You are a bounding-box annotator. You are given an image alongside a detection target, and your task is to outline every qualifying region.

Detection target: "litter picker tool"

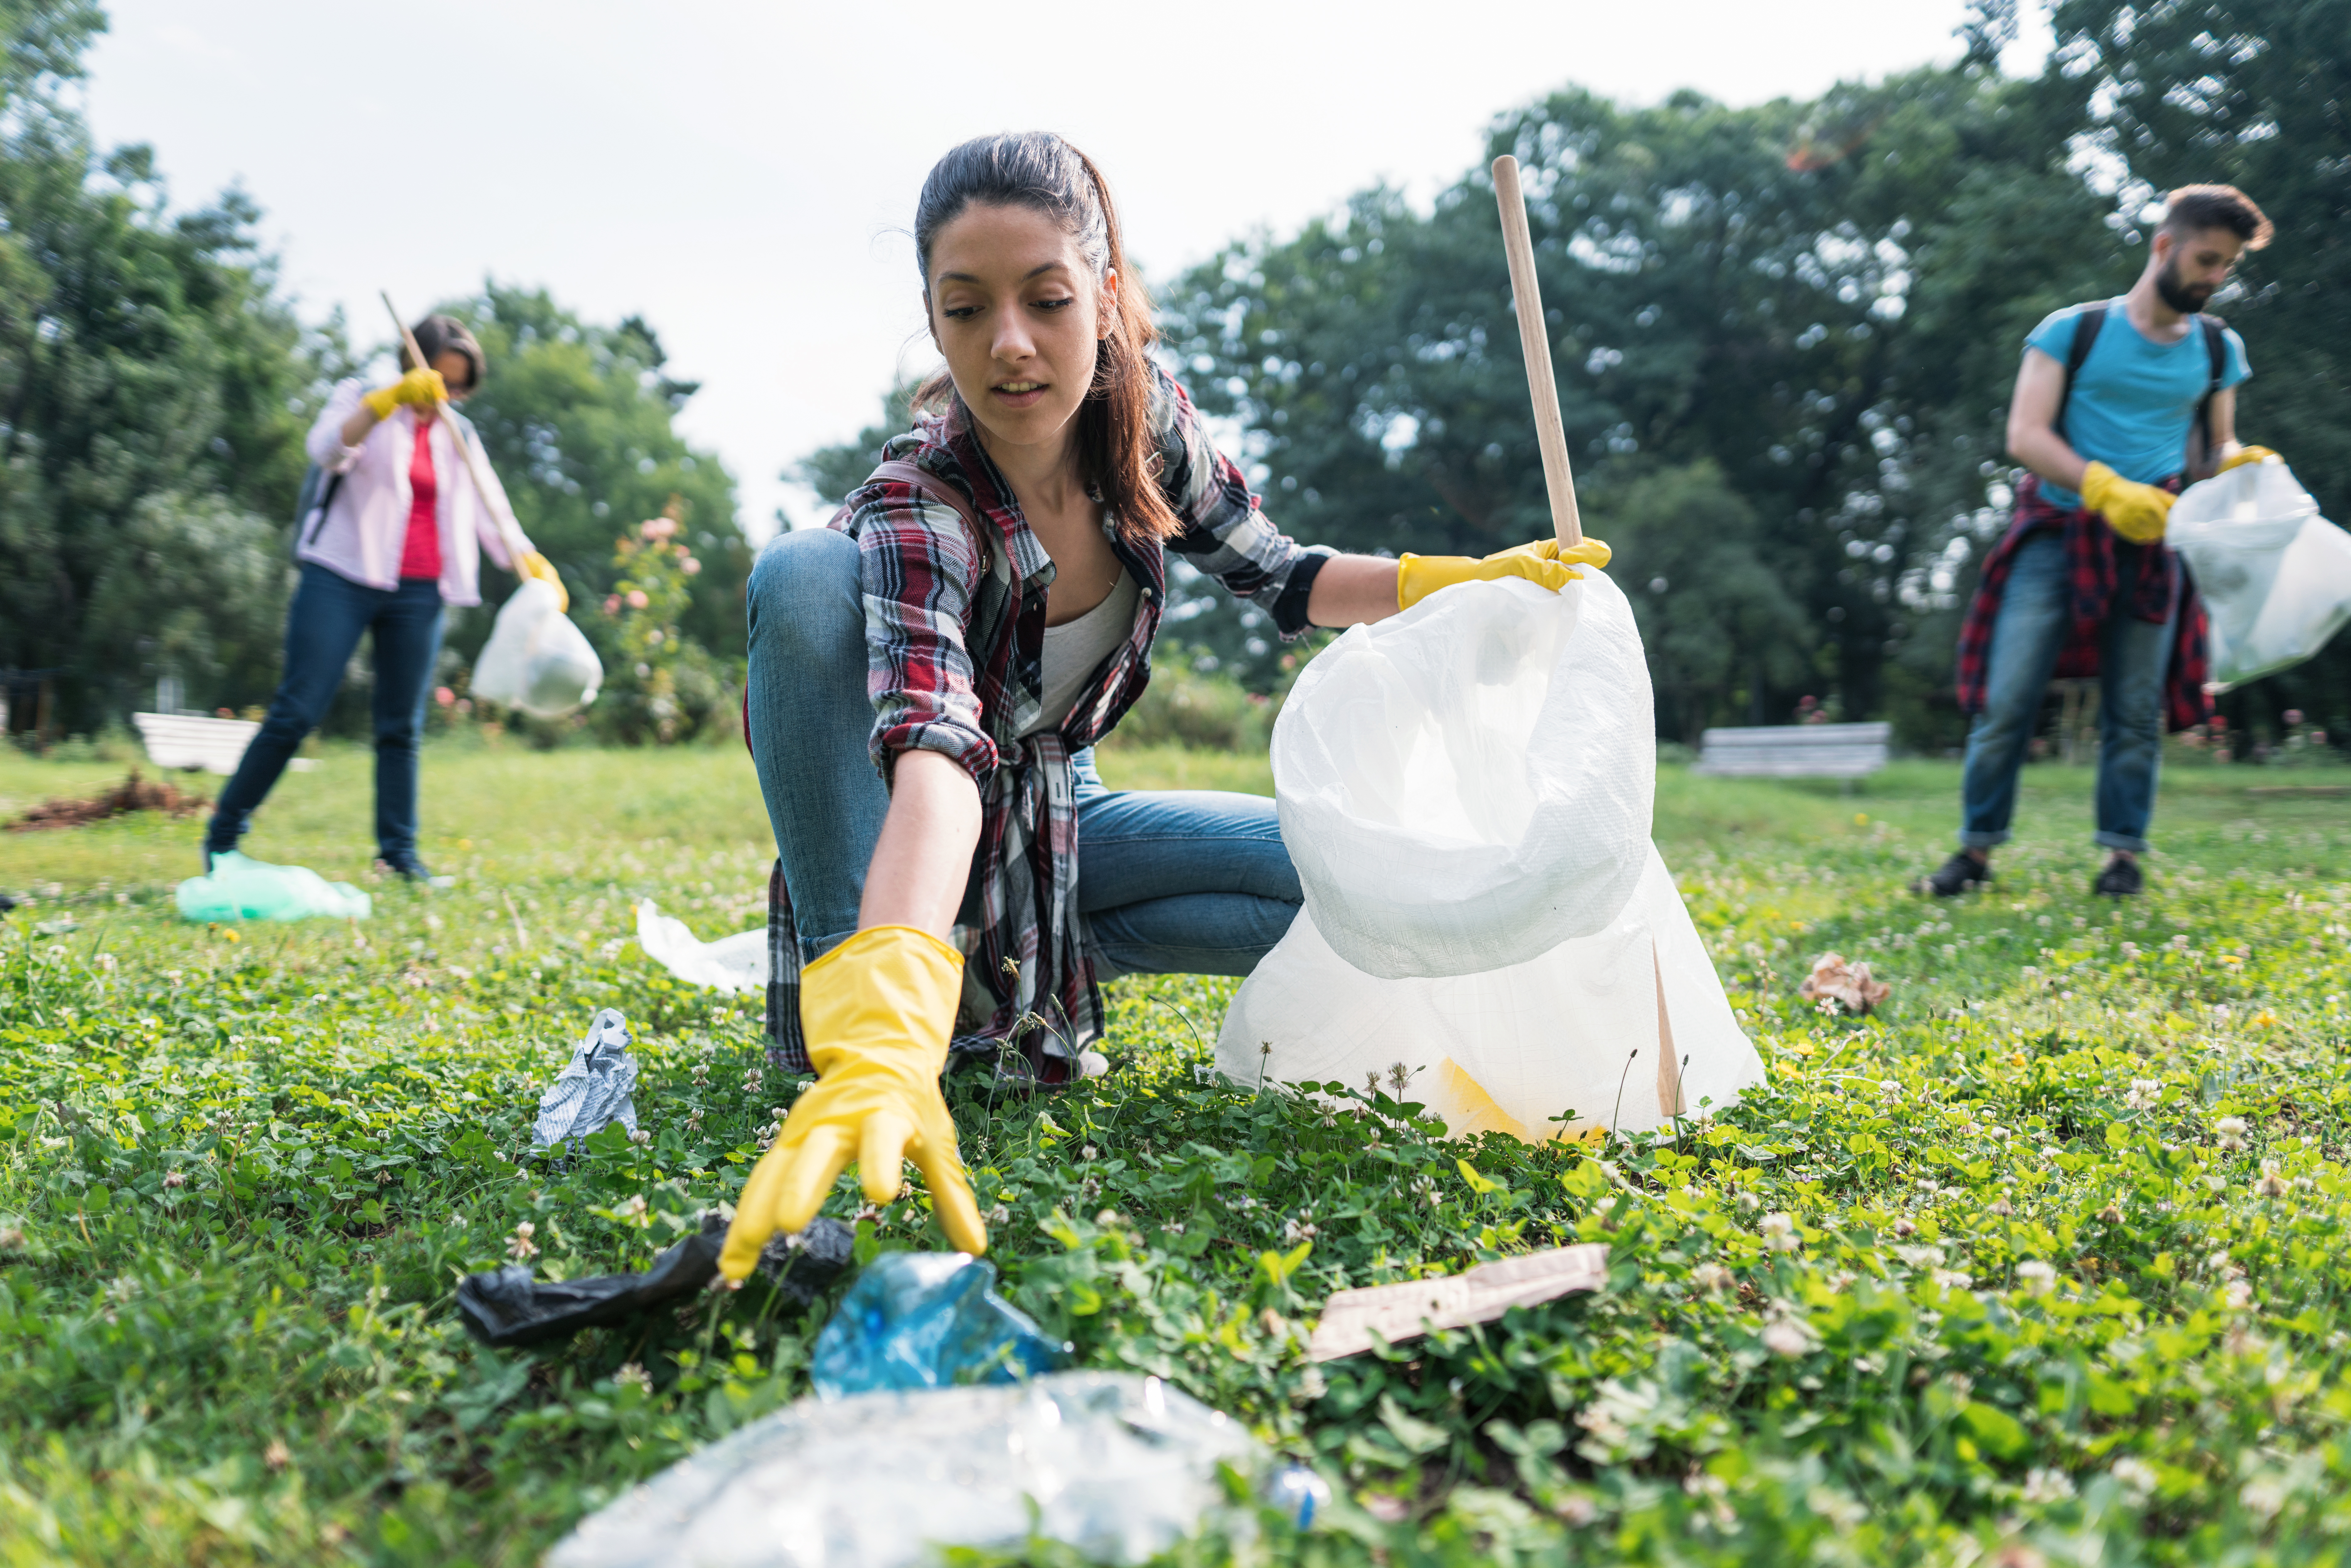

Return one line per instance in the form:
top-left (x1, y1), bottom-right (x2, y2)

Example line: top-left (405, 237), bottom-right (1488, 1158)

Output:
top-left (381, 291), bottom-right (532, 564)
top-left (1491, 154), bottom-right (1583, 547)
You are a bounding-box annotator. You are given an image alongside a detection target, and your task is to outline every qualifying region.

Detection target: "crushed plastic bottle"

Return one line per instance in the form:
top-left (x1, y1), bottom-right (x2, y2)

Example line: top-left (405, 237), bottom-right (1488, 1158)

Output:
top-left (810, 1250), bottom-right (1064, 1400)
top-left (546, 1371), bottom-right (1272, 1568)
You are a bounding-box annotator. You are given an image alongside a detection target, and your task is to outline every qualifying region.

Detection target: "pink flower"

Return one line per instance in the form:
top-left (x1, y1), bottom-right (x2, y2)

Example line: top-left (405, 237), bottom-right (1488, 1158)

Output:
top-left (682, 557), bottom-right (702, 574)
top-left (2284, 709), bottom-right (2305, 726)
top-left (603, 595), bottom-right (621, 615)
top-left (626, 590), bottom-right (649, 609)
top-left (641, 517), bottom-right (679, 541)
top-left (434, 686), bottom-right (455, 707)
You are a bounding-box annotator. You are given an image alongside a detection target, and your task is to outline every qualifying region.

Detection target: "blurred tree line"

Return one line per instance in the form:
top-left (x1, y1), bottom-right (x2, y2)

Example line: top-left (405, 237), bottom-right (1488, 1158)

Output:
top-left (0, 2), bottom-right (749, 742)
top-left (805, 0), bottom-right (2344, 752)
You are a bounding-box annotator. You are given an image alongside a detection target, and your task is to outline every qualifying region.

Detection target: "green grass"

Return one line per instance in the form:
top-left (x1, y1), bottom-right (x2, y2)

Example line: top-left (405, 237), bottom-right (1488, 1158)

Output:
top-left (4, 741), bottom-right (2351, 1564)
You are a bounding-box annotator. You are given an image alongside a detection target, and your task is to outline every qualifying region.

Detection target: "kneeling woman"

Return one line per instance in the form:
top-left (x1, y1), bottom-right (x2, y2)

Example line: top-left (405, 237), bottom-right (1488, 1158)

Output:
top-left (720, 134), bottom-right (1604, 1273)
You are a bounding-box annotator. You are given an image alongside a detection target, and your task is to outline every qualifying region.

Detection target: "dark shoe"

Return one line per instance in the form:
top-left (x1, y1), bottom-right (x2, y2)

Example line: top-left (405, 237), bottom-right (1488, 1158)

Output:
top-left (202, 842), bottom-right (236, 873)
top-left (2094, 855), bottom-right (2143, 898)
top-left (374, 854), bottom-right (433, 883)
top-left (1918, 850), bottom-right (1992, 898)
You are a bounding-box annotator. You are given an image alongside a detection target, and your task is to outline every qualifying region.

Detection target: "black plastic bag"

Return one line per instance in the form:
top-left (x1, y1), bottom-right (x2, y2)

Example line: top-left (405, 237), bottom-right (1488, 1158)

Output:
top-left (457, 1213), bottom-right (855, 1349)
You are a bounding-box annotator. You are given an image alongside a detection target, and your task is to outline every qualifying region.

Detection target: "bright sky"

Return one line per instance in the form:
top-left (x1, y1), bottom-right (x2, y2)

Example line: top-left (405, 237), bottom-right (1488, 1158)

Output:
top-left (84, 1), bottom-right (2051, 541)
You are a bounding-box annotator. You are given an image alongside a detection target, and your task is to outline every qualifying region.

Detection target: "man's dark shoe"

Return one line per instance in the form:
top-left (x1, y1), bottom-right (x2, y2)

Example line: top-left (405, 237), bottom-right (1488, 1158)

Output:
top-left (2094, 855), bottom-right (2143, 898)
top-left (1918, 850), bottom-right (1992, 898)
top-left (374, 854), bottom-right (434, 883)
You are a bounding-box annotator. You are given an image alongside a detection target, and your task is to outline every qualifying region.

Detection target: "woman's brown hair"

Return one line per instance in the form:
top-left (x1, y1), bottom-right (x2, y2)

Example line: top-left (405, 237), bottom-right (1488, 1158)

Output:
top-left (912, 133), bottom-right (1182, 546)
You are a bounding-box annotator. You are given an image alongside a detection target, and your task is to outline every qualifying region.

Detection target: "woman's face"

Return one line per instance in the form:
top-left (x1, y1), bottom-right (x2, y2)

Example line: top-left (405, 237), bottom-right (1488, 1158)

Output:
top-left (926, 202), bottom-right (1114, 460)
top-left (431, 348), bottom-right (478, 403)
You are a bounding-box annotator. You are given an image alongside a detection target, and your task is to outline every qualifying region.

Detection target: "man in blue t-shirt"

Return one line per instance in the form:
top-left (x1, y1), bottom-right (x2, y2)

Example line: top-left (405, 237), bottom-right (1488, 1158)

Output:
top-left (1921, 185), bottom-right (2281, 901)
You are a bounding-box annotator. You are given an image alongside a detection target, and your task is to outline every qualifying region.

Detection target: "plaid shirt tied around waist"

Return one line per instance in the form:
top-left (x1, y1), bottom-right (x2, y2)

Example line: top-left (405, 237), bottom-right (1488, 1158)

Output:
top-left (764, 368), bottom-right (1330, 1074)
top-left (1955, 472), bottom-right (2211, 735)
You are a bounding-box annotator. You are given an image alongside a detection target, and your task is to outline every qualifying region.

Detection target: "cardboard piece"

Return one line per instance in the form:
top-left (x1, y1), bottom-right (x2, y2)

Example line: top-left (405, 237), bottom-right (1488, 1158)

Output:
top-left (1306, 1243), bottom-right (1609, 1361)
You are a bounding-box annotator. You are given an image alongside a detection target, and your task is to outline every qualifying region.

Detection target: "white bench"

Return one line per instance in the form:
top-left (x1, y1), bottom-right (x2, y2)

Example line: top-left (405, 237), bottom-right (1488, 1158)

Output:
top-left (1693, 721), bottom-right (1891, 780)
top-left (132, 712), bottom-right (259, 774)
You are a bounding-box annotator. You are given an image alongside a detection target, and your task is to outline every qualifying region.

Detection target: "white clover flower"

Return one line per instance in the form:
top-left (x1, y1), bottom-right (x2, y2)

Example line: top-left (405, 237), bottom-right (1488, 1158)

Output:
top-left (2123, 1077), bottom-right (2162, 1109)
top-left (2256, 1161), bottom-right (2289, 1198)
top-left (2223, 1279), bottom-right (2255, 1311)
top-left (1760, 1320), bottom-right (1814, 1357)
top-left (2240, 1476), bottom-right (2288, 1519)
top-left (2111, 1457), bottom-right (2158, 1501)
top-left (2022, 1467), bottom-right (2076, 1504)
top-left (2216, 1116), bottom-right (2248, 1150)
top-left (508, 1221), bottom-right (540, 1261)
top-left (2015, 1259), bottom-right (2057, 1295)
top-left (1691, 1262), bottom-right (1734, 1293)
top-left (615, 1362), bottom-right (652, 1392)
top-left (1932, 1268), bottom-right (1974, 1290)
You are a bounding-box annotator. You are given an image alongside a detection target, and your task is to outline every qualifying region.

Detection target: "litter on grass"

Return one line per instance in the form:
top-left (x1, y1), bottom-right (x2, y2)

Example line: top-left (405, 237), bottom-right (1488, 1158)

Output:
top-left (530, 1008), bottom-right (638, 1152)
top-left (1797, 952), bottom-right (1890, 1016)
top-left (7, 769), bottom-right (210, 832)
top-left (811, 1250), bottom-right (1065, 1400)
top-left (546, 1371), bottom-right (1280, 1568)
top-left (1306, 1243), bottom-right (1610, 1361)
top-left (174, 850), bottom-right (371, 922)
top-left (635, 899), bottom-right (766, 993)
top-left (457, 1215), bottom-right (854, 1349)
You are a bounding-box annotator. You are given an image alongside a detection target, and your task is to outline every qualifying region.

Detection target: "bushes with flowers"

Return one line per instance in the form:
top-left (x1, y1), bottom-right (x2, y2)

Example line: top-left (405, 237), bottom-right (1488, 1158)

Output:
top-left (581, 507), bottom-right (741, 746)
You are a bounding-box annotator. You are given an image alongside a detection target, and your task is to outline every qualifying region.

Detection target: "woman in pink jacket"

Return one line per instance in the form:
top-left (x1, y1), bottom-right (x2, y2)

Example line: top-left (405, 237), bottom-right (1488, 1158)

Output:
top-left (203, 315), bottom-right (562, 879)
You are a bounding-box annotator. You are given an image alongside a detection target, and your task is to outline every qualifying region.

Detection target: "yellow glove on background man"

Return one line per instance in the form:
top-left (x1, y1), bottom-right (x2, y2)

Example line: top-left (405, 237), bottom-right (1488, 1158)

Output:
top-left (514, 550), bottom-right (568, 612)
top-left (360, 367), bottom-right (449, 421)
top-left (2080, 462), bottom-right (2174, 545)
top-left (1396, 536), bottom-right (1613, 611)
top-left (2217, 445), bottom-right (2279, 474)
top-left (719, 925), bottom-right (985, 1279)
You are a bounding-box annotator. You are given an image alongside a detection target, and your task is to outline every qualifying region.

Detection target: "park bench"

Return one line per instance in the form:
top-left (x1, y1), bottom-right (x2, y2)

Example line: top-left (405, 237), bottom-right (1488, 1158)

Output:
top-left (132, 711), bottom-right (259, 775)
top-left (1693, 721), bottom-right (1891, 780)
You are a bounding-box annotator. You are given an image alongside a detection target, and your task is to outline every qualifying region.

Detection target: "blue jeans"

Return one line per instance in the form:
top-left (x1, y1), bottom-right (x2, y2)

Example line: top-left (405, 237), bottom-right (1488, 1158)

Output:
top-left (207, 563), bottom-right (445, 864)
top-left (1958, 533), bottom-right (2176, 854)
top-left (745, 528), bottom-right (1300, 975)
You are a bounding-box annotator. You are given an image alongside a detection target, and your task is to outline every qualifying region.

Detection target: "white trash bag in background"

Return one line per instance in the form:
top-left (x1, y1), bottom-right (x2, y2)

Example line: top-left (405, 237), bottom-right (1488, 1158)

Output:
top-left (1218, 846), bottom-right (1764, 1140)
top-left (473, 577), bottom-right (603, 719)
top-left (2168, 459), bottom-right (2351, 691)
top-left (635, 899), bottom-right (767, 995)
top-left (1272, 569), bottom-right (1653, 980)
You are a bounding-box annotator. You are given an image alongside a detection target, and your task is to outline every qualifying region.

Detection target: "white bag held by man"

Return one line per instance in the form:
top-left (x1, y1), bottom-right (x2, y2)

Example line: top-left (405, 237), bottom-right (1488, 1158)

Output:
top-left (2168, 458), bottom-right (2351, 691)
top-left (473, 576), bottom-right (603, 719)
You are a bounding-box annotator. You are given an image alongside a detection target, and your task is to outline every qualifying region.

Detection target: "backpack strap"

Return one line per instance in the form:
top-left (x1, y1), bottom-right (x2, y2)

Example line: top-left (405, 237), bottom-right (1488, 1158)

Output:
top-left (2053, 301), bottom-right (2107, 438)
top-left (301, 467), bottom-right (346, 547)
top-left (2192, 313), bottom-right (2227, 477)
top-left (838, 459), bottom-right (998, 580)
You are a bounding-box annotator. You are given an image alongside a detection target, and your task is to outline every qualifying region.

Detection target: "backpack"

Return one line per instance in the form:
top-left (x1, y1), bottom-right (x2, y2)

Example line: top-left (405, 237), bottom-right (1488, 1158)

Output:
top-left (292, 463), bottom-right (345, 556)
top-left (2055, 303), bottom-right (2229, 478)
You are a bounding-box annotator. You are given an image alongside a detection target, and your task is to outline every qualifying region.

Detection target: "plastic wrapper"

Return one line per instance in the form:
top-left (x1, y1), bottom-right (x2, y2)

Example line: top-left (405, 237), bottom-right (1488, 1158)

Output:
top-left (811, 1251), bottom-right (1065, 1400)
top-left (2169, 459), bottom-right (2351, 690)
top-left (531, 1008), bottom-right (639, 1152)
top-left (545, 1371), bottom-right (1271, 1568)
top-left (1271, 570), bottom-right (1653, 980)
top-left (1306, 1243), bottom-right (1609, 1360)
top-left (175, 849), bottom-right (371, 922)
top-left (1219, 845), bottom-right (1764, 1140)
top-left (635, 899), bottom-right (766, 994)
top-left (456, 1215), bottom-right (853, 1349)
top-left (471, 577), bottom-right (603, 719)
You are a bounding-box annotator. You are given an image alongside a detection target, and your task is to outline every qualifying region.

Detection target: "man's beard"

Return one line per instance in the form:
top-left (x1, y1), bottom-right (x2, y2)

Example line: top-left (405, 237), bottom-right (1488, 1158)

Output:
top-left (2156, 259), bottom-right (2214, 314)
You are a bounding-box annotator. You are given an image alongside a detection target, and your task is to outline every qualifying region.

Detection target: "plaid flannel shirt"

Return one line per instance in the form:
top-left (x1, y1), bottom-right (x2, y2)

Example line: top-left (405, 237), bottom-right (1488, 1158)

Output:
top-left (765, 367), bottom-right (1330, 1073)
top-left (1955, 472), bottom-right (2211, 735)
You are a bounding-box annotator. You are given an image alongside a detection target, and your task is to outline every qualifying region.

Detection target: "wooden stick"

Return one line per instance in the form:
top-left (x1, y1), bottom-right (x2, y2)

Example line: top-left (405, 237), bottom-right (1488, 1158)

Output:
top-left (380, 290), bottom-right (531, 560)
top-left (1491, 155), bottom-right (1582, 545)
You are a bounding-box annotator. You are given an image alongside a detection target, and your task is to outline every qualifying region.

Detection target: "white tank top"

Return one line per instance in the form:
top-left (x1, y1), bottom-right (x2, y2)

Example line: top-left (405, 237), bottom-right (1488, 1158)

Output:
top-left (1023, 569), bottom-right (1139, 736)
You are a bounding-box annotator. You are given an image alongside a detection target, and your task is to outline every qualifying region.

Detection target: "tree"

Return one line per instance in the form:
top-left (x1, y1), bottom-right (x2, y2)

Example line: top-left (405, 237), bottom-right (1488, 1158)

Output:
top-left (0, 0), bottom-right (323, 730)
top-left (439, 285), bottom-right (751, 665)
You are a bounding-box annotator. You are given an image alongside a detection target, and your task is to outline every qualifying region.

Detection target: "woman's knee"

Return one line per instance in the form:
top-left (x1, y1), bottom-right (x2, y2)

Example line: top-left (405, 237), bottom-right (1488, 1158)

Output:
top-left (749, 528), bottom-right (862, 653)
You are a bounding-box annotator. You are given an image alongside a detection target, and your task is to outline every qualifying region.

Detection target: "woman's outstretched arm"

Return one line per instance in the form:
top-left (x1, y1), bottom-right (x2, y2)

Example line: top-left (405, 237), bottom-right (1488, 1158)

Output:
top-left (1305, 554), bottom-right (1403, 628)
top-left (858, 749), bottom-right (982, 936)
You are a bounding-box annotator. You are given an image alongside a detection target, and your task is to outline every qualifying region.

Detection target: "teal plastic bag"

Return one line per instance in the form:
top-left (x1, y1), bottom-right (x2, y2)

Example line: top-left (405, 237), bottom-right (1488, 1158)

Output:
top-left (175, 850), bottom-right (372, 922)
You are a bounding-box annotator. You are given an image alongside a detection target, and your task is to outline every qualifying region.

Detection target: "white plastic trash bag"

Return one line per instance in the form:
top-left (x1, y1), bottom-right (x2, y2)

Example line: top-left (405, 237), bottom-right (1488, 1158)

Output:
top-left (1219, 845), bottom-right (1763, 1140)
top-left (532, 1008), bottom-right (638, 1152)
top-left (473, 577), bottom-right (603, 719)
top-left (2168, 459), bottom-right (2351, 691)
top-left (1272, 569), bottom-right (1653, 980)
top-left (635, 900), bottom-right (767, 994)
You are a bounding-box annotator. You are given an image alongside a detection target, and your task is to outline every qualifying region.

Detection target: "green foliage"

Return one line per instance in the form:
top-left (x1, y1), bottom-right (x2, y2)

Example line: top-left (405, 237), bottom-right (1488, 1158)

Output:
top-left (6, 747), bottom-right (2351, 1561)
top-left (579, 512), bottom-right (740, 747)
top-left (1101, 646), bottom-right (1277, 754)
top-left (441, 285), bottom-right (751, 665)
top-left (792, 382), bottom-right (919, 514)
top-left (0, 0), bottom-right (324, 729)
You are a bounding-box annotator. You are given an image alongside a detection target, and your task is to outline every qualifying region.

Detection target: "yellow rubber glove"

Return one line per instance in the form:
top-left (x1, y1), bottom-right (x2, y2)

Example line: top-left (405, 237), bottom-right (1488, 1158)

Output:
top-left (514, 550), bottom-right (569, 612)
top-left (1396, 536), bottom-right (1614, 611)
top-left (360, 367), bottom-right (449, 420)
top-left (719, 925), bottom-right (986, 1280)
top-left (2217, 445), bottom-right (2279, 474)
top-left (2079, 462), bottom-right (2174, 546)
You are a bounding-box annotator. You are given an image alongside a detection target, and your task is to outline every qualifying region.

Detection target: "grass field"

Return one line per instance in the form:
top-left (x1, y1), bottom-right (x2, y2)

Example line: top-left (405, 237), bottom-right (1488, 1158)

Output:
top-left (4, 738), bottom-right (2351, 1565)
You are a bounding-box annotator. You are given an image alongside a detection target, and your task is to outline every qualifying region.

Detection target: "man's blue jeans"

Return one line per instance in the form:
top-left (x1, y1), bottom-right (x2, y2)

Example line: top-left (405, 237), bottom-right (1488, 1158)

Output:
top-left (1958, 533), bottom-right (2176, 854)
top-left (207, 563), bottom-right (445, 864)
top-left (745, 528), bottom-right (1301, 975)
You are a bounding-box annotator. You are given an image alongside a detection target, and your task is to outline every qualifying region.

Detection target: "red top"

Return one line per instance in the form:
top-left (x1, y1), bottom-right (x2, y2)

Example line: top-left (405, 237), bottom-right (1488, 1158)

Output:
top-left (399, 416), bottom-right (442, 581)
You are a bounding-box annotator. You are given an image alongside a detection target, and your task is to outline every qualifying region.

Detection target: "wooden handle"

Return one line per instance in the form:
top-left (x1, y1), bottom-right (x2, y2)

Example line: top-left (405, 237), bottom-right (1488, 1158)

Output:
top-left (1492, 155), bottom-right (1581, 545)
top-left (381, 290), bottom-right (530, 560)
